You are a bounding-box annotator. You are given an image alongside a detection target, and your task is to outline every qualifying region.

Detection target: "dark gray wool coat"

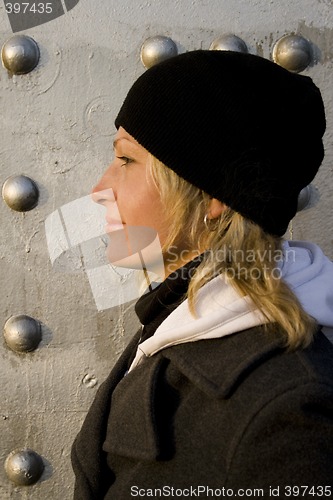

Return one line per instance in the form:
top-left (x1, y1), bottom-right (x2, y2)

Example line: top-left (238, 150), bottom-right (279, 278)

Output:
top-left (71, 262), bottom-right (333, 499)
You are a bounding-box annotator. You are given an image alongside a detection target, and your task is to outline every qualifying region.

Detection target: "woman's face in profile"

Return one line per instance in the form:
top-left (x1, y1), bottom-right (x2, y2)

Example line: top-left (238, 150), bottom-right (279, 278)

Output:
top-left (91, 127), bottom-right (169, 270)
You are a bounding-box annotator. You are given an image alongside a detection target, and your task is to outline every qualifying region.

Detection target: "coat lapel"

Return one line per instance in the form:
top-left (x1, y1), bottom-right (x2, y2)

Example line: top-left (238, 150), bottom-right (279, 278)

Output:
top-left (103, 355), bottom-right (166, 461)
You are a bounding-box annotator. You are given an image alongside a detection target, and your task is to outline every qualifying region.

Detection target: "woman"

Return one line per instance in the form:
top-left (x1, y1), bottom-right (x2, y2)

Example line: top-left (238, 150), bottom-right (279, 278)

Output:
top-left (72, 50), bottom-right (333, 498)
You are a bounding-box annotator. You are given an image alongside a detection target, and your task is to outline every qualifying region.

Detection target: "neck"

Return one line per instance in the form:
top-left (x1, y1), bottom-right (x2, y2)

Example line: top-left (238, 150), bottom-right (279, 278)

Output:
top-left (163, 248), bottom-right (202, 278)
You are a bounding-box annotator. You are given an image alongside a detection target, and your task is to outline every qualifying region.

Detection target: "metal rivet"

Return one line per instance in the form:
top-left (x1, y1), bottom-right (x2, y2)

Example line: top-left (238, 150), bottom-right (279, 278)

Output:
top-left (210, 34), bottom-right (248, 53)
top-left (2, 175), bottom-right (39, 212)
top-left (4, 315), bottom-right (42, 353)
top-left (5, 449), bottom-right (44, 486)
top-left (297, 185), bottom-right (312, 212)
top-left (1, 35), bottom-right (40, 75)
top-left (272, 34), bottom-right (312, 73)
top-left (140, 36), bottom-right (178, 69)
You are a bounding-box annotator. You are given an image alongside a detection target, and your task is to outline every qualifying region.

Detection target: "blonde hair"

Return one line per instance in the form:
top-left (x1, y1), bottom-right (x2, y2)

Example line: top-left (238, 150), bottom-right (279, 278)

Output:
top-left (148, 154), bottom-right (317, 349)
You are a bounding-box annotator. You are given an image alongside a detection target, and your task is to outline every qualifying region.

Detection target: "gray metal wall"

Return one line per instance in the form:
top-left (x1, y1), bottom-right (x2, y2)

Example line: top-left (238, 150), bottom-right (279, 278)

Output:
top-left (0, 0), bottom-right (332, 497)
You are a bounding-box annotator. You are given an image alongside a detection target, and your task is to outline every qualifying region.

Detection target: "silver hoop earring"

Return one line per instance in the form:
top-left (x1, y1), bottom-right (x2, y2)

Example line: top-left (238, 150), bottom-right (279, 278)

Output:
top-left (203, 213), bottom-right (218, 232)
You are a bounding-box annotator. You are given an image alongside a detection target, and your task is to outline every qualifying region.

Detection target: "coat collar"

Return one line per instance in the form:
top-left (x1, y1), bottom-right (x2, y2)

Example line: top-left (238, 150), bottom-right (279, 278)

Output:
top-left (162, 325), bottom-right (285, 398)
top-left (129, 274), bottom-right (270, 372)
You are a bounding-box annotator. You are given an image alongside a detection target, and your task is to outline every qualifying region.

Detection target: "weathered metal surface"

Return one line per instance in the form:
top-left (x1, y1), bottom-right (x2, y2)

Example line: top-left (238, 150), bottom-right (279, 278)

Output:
top-left (0, 0), bottom-right (332, 498)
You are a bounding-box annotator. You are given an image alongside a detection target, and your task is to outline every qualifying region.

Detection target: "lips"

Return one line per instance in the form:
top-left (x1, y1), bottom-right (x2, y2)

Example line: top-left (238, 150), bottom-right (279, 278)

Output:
top-left (105, 217), bottom-right (124, 233)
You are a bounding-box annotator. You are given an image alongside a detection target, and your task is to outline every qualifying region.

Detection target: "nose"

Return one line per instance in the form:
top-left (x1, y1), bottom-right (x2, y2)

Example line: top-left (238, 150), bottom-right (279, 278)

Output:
top-left (91, 166), bottom-right (116, 204)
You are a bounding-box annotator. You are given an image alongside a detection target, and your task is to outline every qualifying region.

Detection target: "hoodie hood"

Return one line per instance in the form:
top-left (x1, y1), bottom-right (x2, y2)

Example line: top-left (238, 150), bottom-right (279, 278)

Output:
top-left (129, 241), bottom-right (333, 372)
top-left (282, 241), bottom-right (333, 329)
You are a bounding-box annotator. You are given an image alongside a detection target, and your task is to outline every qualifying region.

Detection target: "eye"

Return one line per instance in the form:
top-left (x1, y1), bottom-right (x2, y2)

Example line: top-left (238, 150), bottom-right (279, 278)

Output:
top-left (116, 156), bottom-right (133, 167)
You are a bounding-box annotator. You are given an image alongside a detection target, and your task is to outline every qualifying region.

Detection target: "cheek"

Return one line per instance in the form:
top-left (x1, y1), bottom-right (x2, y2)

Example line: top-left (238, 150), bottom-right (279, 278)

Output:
top-left (145, 196), bottom-right (168, 233)
top-left (125, 186), bottom-right (164, 227)
top-left (115, 163), bottom-right (165, 225)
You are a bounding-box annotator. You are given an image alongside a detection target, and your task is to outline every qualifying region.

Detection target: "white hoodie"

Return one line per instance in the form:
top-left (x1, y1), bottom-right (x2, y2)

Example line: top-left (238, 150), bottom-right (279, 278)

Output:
top-left (129, 241), bottom-right (333, 372)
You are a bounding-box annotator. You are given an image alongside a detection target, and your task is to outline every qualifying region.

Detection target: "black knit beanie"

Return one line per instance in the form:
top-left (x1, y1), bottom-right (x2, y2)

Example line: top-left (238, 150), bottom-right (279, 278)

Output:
top-left (115, 50), bottom-right (326, 236)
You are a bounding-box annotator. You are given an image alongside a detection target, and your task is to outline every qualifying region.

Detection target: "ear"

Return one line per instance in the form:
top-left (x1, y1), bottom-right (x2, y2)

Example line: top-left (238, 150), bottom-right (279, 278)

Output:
top-left (208, 198), bottom-right (227, 219)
